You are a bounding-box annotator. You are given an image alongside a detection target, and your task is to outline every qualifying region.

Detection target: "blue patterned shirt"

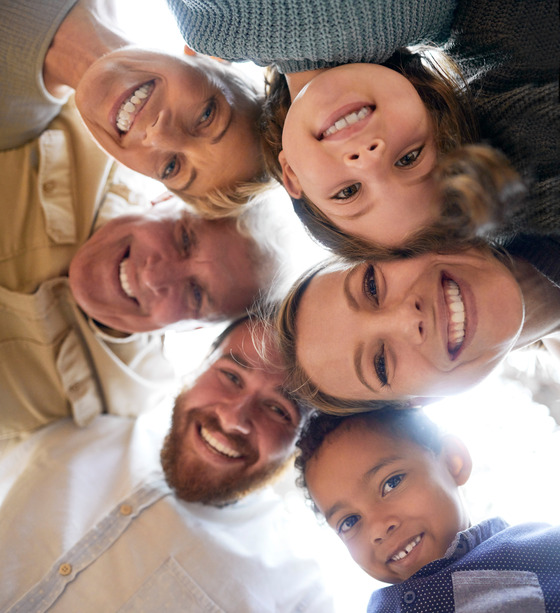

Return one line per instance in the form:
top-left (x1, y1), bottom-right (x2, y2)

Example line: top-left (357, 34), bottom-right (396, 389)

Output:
top-left (368, 518), bottom-right (560, 612)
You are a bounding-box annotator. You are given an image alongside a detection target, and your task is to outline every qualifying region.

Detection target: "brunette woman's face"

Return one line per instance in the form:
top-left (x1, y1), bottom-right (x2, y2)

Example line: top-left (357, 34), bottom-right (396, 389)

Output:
top-left (295, 249), bottom-right (524, 401)
top-left (279, 64), bottom-right (440, 248)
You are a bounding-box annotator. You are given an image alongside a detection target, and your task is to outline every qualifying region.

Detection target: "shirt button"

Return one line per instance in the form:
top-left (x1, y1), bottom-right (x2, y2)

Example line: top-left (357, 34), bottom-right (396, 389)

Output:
top-left (120, 504), bottom-right (133, 516)
top-left (43, 180), bottom-right (56, 194)
top-left (59, 563), bottom-right (72, 576)
top-left (403, 590), bottom-right (416, 604)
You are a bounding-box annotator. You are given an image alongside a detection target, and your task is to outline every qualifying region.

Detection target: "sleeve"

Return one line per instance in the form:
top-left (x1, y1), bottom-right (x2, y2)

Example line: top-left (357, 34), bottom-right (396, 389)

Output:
top-left (165, 0), bottom-right (458, 73)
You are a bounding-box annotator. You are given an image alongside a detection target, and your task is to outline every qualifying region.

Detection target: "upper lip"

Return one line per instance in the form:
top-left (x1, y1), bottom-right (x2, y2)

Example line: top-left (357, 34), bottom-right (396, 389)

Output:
top-left (316, 102), bottom-right (374, 141)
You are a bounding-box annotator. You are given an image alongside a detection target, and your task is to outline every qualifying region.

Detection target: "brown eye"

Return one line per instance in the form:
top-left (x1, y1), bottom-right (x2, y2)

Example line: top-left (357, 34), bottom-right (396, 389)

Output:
top-left (395, 148), bottom-right (422, 168)
top-left (333, 183), bottom-right (361, 200)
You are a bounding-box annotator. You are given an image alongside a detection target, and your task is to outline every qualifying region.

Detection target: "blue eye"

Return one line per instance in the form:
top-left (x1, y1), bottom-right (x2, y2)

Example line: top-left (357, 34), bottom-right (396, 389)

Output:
top-left (338, 514), bottom-right (360, 535)
top-left (382, 474), bottom-right (404, 496)
top-left (363, 265), bottom-right (378, 303)
top-left (333, 183), bottom-right (361, 200)
top-left (374, 348), bottom-right (388, 386)
top-left (162, 156), bottom-right (178, 180)
top-left (395, 148), bottom-right (422, 168)
top-left (199, 99), bottom-right (216, 126)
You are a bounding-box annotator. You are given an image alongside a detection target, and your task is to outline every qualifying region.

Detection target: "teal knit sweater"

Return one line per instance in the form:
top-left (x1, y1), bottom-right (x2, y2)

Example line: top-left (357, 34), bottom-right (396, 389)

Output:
top-left (166, 0), bottom-right (457, 74)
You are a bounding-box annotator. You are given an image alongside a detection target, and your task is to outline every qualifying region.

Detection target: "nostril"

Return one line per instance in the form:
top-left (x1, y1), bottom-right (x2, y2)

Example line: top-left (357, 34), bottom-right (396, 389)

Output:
top-left (368, 144), bottom-right (377, 151)
top-left (350, 153), bottom-right (359, 160)
top-left (415, 300), bottom-right (421, 311)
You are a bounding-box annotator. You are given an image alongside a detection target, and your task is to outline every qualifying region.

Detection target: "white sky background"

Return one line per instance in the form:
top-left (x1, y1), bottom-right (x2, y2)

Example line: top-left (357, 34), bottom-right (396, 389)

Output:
top-left (116, 2), bottom-right (560, 610)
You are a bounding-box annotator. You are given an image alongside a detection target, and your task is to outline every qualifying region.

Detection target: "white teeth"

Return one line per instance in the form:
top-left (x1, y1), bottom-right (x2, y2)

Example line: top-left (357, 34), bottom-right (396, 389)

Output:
top-left (200, 427), bottom-right (241, 459)
top-left (119, 257), bottom-right (136, 299)
top-left (116, 83), bottom-right (152, 133)
top-left (322, 106), bottom-right (370, 137)
top-left (390, 535), bottom-right (421, 562)
top-left (444, 279), bottom-right (465, 353)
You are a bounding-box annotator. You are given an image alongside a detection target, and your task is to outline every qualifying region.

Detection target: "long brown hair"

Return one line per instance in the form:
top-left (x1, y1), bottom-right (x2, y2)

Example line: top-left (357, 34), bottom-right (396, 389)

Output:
top-left (262, 47), bottom-right (523, 257)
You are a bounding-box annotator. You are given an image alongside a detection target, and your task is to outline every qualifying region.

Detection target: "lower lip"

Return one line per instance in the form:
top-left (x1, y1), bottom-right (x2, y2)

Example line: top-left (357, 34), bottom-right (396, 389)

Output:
top-left (194, 425), bottom-right (244, 466)
top-left (317, 102), bottom-right (373, 141)
top-left (388, 534), bottom-right (424, 571)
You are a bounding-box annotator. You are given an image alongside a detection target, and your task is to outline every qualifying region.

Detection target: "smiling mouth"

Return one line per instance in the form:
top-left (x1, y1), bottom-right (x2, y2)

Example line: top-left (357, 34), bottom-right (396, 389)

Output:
top-left (116, 81), bottom-right (154, 134)
top-left (200, 426), bottom-right (242, 459)
top-left (321, 105), bottom-right (372, 139)
top-left (388, 534), bottom-right (422, 563)
top-left (444, 278), bottom-right (466, 355)
top-left (119, 252), bottom-right (138, 302)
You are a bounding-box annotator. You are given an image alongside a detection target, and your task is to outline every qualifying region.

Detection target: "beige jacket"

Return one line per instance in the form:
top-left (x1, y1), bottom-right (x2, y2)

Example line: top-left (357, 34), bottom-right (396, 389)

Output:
top-left (0, 98), bottom-right (175, 439)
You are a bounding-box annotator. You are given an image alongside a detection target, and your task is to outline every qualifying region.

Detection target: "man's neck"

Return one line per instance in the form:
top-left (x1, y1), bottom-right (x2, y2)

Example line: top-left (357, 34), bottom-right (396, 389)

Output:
top-left (43, 0), bottom-right (131, 96)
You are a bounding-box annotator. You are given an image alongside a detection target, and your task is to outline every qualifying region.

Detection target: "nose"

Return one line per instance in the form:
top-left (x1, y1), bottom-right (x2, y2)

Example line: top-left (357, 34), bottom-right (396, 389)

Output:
top-left (371, 515), bottom-right (399, 545)
top-left (343, 138), bottom-right (384, 169)
top-left (214, 395), bottom-right (254, 435)
top-left (373, 296), bottom-right (425, 346)
top-left (143, 111), bottom-right (184, 149)
top-left (140, 253), bottom-right (185, 296)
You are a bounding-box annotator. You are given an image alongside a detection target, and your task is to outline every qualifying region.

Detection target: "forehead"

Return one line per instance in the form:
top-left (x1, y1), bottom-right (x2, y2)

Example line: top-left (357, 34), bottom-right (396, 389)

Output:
top-left (213, 323), bottom-right (286, 375)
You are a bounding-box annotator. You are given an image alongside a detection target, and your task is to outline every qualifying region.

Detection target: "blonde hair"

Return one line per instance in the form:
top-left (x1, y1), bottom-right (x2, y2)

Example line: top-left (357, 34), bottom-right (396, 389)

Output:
top-left (262, 47), bottom-right (524, 255)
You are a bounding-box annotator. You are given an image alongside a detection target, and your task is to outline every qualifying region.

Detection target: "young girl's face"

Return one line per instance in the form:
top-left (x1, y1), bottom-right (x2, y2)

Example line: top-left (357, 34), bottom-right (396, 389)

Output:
top-left (279, 64), bottom-right (439, 247)
top-left (305, 421), bottom-right (470, 583)
top-left (295, 248), bottom-right (524, 402)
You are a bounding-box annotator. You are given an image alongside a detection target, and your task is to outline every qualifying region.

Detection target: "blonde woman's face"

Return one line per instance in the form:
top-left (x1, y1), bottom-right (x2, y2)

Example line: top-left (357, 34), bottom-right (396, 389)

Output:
top-left (295, 249), bottom-right (524, 401)
top-left (279, 64), bottom-right (439, 247)
top-left (76, 48), bottom-right (262, 199)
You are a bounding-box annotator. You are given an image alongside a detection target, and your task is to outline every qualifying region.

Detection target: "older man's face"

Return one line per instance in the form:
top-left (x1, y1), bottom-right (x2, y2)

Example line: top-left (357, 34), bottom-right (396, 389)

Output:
top-left (68, 200), bottom-right (261, 333)
top-left (161, 322), bottom-right (301, 505)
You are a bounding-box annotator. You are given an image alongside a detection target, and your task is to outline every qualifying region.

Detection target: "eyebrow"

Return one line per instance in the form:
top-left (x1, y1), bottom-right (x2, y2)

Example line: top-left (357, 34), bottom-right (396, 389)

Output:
top-left (324, 456), bottom-right (402, 521)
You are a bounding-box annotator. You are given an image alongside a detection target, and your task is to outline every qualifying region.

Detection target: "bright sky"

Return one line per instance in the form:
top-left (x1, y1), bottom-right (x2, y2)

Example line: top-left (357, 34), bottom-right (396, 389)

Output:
top-left (117, 2), bottom-right (560, 610)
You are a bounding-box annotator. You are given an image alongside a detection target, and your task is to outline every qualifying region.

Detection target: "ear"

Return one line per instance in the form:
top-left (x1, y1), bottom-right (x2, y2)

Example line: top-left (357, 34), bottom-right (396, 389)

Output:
top-left (278, 150), bottom-right (303, 198)
top-left (441, 435), bottom-right (472, 486)
top-left (183, 44), bottom-right (198, 57)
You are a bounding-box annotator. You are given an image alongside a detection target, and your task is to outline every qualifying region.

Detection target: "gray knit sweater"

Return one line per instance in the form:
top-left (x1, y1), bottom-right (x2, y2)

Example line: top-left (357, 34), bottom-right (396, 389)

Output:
top-left (0, 0), bottom-right (77, 150)
top-left (166, 0), bottom-right (457, 74)
top-left (167, 0), bottom-right (559, 285)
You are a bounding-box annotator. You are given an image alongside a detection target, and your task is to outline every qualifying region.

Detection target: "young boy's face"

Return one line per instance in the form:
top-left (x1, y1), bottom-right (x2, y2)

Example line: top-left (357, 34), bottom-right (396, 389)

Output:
top-left (305, 420), bottom-right (470, 584)
top-left (279, 63), bottom-right (439, 248)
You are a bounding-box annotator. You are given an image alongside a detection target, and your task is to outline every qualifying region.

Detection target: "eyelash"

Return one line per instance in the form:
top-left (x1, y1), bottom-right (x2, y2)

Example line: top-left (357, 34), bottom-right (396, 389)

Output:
top-left (395, 147), bottom-right (423, 168)
top-left (198, 98), bottom-right (217, 127)
top-left (332, 182), bottom-right (361, 201)
top-left (382, 474), bottom-right (404, 496)
top-left (221, 369), bottom-right (242, 387)
top-left (363, 264), bottom-right (388, 386)
top-left (338, 514), bottom-right (360, 535)
top-left (161, 156), bottom-right (179, 181)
